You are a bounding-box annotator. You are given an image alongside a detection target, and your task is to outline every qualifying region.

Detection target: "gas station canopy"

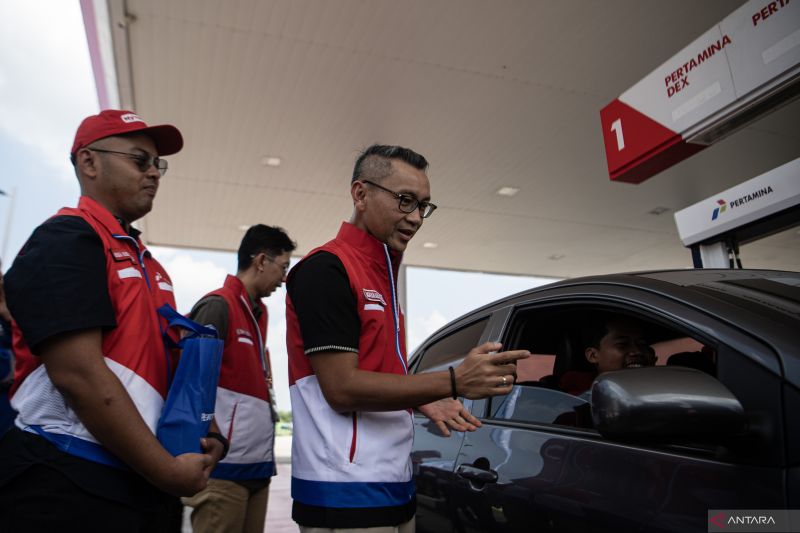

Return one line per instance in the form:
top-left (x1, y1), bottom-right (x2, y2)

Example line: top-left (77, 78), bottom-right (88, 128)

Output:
top-left (82, 0), bottom-right (800, 277)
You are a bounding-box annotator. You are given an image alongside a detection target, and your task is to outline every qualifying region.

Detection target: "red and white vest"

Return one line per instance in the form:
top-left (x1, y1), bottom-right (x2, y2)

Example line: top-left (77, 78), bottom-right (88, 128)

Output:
top-left (205, 275), bottom-right (275, 480)
top-left (11, 196), bottom-right (177, 468)
top-left (286, 222), bottom-right (414, 509)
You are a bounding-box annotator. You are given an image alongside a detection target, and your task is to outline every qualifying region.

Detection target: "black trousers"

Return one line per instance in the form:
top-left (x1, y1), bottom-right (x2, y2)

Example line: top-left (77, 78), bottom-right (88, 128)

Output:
top-left (0, 428), bottom-right (182, 533)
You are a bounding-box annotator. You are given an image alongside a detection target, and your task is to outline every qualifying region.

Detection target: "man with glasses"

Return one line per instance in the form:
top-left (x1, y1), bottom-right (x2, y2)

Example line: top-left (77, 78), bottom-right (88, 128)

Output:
top-left (286, 144), bottom-right (529, 532)
top-left (0, 110), bottom-right (223, 531)
top-left (183, 224), bottom-right (295, 533)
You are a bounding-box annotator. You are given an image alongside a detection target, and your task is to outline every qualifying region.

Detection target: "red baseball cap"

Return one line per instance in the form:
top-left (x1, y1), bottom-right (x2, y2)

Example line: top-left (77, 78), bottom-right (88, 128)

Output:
top-left (70, 109), bottom-right (183, 156)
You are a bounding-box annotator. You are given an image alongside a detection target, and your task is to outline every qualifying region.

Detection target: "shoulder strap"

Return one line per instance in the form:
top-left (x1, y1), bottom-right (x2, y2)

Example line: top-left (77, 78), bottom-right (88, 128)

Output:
top-left (157, 304), bottom-right (219, 349)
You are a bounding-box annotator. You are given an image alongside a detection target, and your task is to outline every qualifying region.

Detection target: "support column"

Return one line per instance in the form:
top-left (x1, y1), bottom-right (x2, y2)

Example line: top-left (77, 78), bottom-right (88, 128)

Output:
top-left (695, 242), bottom-right (730, 268)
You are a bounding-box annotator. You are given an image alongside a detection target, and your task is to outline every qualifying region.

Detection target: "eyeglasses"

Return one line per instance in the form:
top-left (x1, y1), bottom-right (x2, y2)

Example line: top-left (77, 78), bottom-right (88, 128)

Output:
top-left (267, 255), bottom-right (290, 275)
top-left (89, 148), bottom-right (169, 176)
top-left (360, 180), bottom-right (437, 218)
top-left (252, 253), bottom-right (290, 275)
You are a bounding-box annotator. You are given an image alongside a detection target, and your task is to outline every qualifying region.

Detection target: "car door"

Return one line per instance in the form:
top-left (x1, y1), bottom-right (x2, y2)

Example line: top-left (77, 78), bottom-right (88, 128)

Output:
top-left (410, 314), bottom-right (494, 533)
top-left (446, 290), bottom-right (786, 533)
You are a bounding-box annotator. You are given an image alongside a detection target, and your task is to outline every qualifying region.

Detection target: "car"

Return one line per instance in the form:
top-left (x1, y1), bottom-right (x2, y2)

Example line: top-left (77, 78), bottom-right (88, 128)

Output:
top-left (408, 269), bottom-right (799, 533)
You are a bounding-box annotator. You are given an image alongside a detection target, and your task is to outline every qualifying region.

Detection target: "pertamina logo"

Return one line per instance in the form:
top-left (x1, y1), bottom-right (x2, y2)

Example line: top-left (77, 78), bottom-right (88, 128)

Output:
top-left (154, 271), bottom-right (173, 292)
top-left (710, 186), bottom-right (774, 222)
top-left (362, 289), bottom-right (387, 306)
top-left (711, 199), bottom-right (727, 221)
top-left (120, 113), bottom-right (144, 124)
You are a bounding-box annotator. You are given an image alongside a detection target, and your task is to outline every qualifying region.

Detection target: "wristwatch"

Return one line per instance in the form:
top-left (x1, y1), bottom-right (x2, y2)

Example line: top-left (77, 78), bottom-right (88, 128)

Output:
top-left (205, 431), bottom-right (230, 459)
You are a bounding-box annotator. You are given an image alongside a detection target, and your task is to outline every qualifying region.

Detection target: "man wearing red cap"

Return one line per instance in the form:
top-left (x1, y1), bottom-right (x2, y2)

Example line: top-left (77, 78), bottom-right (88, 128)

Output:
top-left (0, 110), bottom-right (224, 531)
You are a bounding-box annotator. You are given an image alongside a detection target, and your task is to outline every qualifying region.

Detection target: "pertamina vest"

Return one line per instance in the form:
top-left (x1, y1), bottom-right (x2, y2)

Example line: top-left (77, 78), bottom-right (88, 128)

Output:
top-left (205, 274), bottom-right (275, 480)
top-left (286, 222), bottom-right (414, 513)
top-left (10, 196), bottom-right (177, 468)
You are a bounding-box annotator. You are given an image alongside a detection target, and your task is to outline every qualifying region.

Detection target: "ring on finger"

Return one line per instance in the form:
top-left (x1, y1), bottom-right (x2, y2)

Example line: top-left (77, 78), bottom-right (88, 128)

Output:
top-left (501, 375), bottom-right (508, 386)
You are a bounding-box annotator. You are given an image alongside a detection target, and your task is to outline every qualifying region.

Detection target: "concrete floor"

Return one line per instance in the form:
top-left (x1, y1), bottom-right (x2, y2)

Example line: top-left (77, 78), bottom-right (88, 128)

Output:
top-left (265, 460), bottom-right (299, 532)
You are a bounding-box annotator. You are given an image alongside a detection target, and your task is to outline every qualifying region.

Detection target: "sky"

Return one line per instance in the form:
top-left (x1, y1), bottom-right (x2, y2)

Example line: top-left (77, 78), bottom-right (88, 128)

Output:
top-left (0, 0), bottom-right (555, 411)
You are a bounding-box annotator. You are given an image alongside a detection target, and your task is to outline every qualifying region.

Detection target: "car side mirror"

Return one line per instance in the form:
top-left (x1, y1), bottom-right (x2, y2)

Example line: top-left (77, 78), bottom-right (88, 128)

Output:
top-left (591, 366), bottom-right (746, 441)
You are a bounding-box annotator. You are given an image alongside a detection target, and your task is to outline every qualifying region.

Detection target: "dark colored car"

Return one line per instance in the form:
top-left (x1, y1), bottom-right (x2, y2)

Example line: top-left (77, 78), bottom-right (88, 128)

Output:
top-left (409, 269), bottom-right (799, 533)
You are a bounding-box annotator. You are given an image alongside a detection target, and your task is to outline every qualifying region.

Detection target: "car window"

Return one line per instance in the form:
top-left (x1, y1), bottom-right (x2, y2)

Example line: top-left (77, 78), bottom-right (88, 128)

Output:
top-left (486, 306), bottom-right (716, 428)
top-left (415, 317), bottom-right (489, 373)
top-left (486, 308), bottom-right (594, 427)
top-left (652, 337), bottom-right (706, 366)
top-left (493, 351), bottom-right (591, 426)
top-left (516, 353), bottom-right (556, 382)
top-left (492, 386), bottom-right (590, 426)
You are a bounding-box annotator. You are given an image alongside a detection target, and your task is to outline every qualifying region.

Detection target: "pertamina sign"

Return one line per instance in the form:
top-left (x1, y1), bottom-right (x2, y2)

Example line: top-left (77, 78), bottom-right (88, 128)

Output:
top-left (601, 0), bottom-right (800, 183)
top-left (673, 156), bottom-right (800, 246)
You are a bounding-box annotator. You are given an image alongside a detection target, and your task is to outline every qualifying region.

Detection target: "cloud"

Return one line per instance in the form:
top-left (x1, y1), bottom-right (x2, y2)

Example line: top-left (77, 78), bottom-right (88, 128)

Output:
top-left (407, 309), bottom-right (449, 354)
top-left (0, 1), bottom-right (98, 176)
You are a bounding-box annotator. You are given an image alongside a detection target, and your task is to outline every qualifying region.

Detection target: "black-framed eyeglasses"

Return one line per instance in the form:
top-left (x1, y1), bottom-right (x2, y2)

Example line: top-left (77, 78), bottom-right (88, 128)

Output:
top-left (89, 148), bottom-right (169, 176)
top-left (361, 179), bottom-right (437, 218)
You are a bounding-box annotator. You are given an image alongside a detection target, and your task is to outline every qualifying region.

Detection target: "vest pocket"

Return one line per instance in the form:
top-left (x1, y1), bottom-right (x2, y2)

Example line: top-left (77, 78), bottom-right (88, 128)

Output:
top-left (225, 401), bottom-right (239, 443)
top-left (348, 411), bottom-right (359, 463)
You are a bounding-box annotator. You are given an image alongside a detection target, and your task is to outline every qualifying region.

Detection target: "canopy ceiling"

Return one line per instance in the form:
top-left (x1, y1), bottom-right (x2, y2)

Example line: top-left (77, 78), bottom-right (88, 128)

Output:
top-left (85, 0), bottom-right (800, 277)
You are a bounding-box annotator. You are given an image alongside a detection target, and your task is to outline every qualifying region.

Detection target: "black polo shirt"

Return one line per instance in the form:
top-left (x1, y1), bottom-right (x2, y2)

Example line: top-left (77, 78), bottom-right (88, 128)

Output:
top-left (287, 251), bottom-right (360, 354)
top-left (5, 215), bottom-right (116, 353)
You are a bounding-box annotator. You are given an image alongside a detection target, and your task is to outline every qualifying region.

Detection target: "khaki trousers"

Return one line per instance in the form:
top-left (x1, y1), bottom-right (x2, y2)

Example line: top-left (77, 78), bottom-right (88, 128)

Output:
top-left (299, 516), bottom-right (415, 533)
top-left (183, 478), bottom-right (269, 533)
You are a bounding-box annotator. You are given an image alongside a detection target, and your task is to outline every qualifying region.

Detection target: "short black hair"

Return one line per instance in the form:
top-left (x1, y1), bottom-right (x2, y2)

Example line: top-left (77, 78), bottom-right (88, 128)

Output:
top-left (581, 313), bottom-right (641, 349)
top-left (237, 225), bottom-right (296, 271)
top-left (351, 144), bottom-right (428, 183)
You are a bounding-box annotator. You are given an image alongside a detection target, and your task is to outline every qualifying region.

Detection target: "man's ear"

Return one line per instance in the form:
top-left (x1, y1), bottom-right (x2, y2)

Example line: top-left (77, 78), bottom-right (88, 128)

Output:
top-left (351, 180), bottom-right (367, 210)
top-left (254, 252), bottom-right (266, 273)
top-left (75, 148), bottom-right (99, 179)
top-left (585, 347), bottom-right (598, 364)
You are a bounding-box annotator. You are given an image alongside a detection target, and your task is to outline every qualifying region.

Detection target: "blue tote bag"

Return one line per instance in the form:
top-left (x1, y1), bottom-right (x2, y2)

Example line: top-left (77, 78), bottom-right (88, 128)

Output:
top-left (155, 304), bottom-right (224, 456)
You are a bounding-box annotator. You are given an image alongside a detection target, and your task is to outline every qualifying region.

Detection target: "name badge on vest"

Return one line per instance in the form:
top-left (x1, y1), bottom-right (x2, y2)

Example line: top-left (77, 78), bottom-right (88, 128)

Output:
top-left (110, 248), bottom-right (137, 265)
top-left (362, 288), bottom-right (387, 312)
top-left (236, 328), bottom-right (255, 346)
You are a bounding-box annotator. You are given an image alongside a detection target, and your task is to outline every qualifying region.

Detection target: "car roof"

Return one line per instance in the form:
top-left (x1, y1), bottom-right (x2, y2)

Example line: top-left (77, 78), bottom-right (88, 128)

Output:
top-left (472, 268), bottom-right (799, 314)
top-left (484, 269), bottom-right (800, 312)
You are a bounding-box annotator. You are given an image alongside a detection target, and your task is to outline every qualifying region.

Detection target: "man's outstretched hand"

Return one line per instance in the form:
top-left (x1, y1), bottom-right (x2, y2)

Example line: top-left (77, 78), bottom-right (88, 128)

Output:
top-left (418, 397), bottom-right (482, 437)
top-left (455, 342), bottom-right (529, 399)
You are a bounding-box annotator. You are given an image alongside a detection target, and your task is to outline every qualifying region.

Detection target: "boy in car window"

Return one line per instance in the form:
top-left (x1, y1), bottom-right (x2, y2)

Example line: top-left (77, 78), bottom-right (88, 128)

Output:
top-left (560, 314), bottom-right (656, 398)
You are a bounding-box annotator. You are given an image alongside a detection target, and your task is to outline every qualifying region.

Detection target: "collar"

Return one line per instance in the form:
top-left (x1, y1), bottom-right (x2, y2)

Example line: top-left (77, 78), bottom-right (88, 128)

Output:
top-left (77, 196), bottom-right (143, 241)
top-left (335, 222), bottom-right (403, 269)
top-left (115, 217), bottom-right (141, 239)
top-left (223, 274), bottom-right (263, 319)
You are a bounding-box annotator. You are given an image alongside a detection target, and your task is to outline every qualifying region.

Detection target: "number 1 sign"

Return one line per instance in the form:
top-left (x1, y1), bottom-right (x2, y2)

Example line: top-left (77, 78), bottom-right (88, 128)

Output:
top-left (599, 0), bottom-right (800, 184)
top-left (600, 99), bottom-right (705, 184)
